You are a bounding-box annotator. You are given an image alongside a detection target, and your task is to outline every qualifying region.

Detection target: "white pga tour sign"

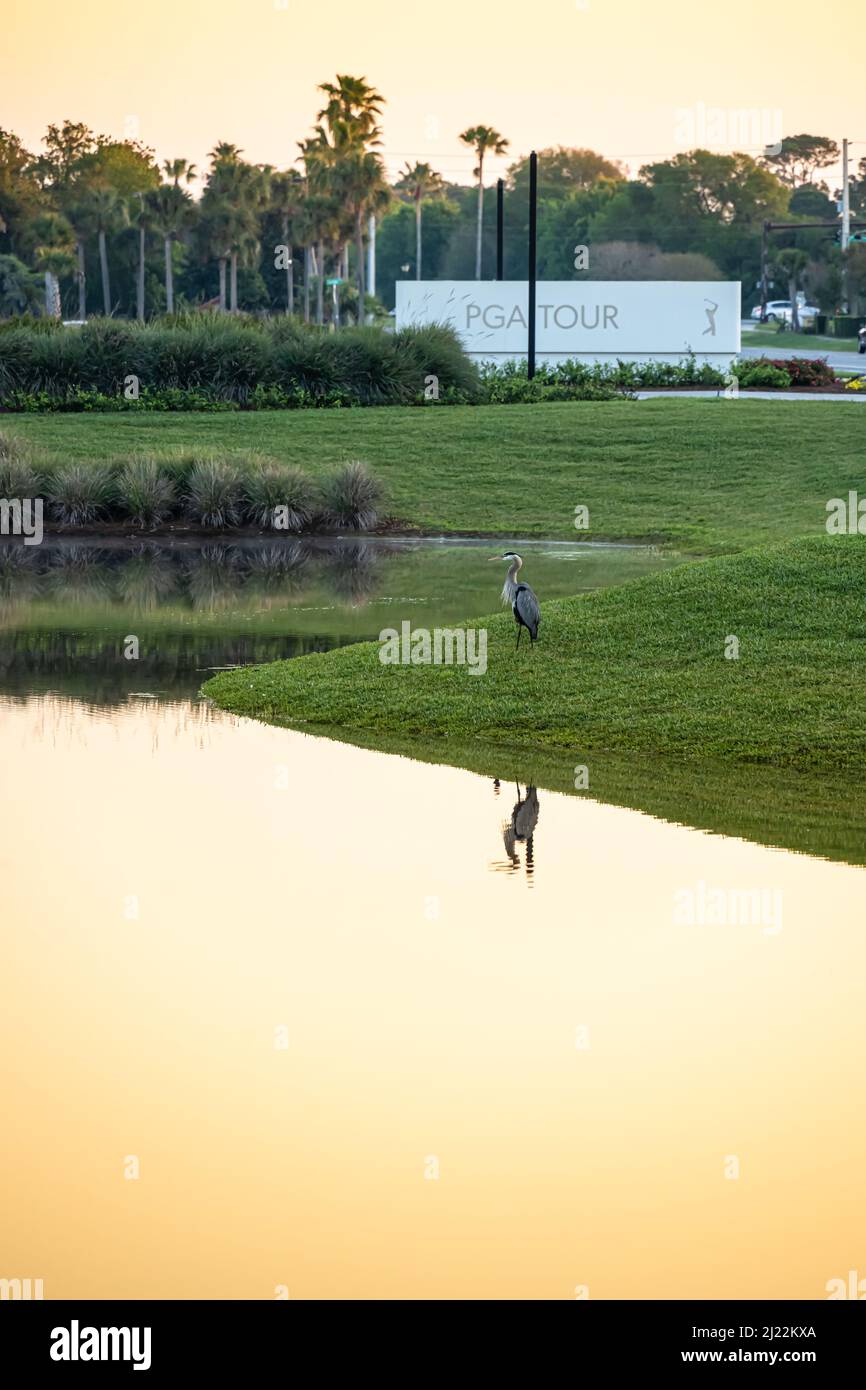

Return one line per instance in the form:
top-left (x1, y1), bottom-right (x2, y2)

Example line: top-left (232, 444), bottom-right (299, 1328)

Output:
top-left (396, 281), bottom-right (740, 366)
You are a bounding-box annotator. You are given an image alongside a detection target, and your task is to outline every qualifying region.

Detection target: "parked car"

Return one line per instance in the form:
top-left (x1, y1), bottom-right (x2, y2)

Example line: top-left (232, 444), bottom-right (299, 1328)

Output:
top-left (750, 299), bottom-right (820, 324)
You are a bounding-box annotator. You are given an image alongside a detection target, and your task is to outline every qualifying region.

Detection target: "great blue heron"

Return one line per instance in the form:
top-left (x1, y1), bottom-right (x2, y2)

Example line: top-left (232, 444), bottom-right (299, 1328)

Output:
top-left (491, 552), bottom-right (540, 648)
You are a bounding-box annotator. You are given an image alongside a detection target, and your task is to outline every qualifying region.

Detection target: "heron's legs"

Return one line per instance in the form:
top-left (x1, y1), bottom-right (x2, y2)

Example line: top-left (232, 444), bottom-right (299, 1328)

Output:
top-left (516, 623), bottom-right (522, 650)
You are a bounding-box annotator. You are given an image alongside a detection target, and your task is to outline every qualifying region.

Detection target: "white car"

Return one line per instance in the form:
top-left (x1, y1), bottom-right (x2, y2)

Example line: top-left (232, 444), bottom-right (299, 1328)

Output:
top-left (750, 299), bottom-right (819, 324)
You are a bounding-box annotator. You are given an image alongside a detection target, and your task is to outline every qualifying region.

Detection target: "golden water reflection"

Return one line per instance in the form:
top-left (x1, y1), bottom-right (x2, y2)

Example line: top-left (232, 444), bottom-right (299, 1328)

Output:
top-left (2, 694), bottom-right (865, 1300)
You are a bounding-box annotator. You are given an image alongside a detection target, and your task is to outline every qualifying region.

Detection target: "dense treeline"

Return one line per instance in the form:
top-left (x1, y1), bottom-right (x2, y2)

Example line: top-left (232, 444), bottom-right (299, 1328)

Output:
top-left (1, 82), bottom-right (864, 322)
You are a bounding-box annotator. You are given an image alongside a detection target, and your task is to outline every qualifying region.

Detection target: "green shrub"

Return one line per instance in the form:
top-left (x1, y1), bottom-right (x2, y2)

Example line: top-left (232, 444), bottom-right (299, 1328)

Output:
top-left (770, 356), bottom-right (836, 388)
top-left (400, 324), bottom-right (481, 402)
top-left (732, 361), bottom-right (792, 389)
top-left (731, 356), bottom-right (835, 389)
top-left (476, 355), bottom-right (725, 401)
top-left (319, 461), bottom-right (385, 531)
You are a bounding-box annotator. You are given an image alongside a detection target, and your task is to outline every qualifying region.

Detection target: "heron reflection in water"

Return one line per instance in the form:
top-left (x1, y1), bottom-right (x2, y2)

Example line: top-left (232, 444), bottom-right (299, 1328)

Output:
top-left (490, 779), bottom-right (539, 881)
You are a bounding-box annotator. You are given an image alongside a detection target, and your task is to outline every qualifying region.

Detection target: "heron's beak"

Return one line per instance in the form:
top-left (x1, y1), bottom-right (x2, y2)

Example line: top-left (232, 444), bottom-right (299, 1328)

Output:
top-left (488, 555), bottom-right (503, 561)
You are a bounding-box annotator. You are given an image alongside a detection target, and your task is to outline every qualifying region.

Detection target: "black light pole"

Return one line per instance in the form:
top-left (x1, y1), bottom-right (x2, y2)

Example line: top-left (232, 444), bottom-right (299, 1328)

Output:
top-left (496, 178), bottom-right (504, 281)
top-left (527, 151), bottom-right (537, 379)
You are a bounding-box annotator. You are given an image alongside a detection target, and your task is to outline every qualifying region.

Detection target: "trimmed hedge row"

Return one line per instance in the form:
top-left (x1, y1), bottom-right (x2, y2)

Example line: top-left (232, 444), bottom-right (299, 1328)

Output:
top-left (0, 318), bottom-right (479, 408)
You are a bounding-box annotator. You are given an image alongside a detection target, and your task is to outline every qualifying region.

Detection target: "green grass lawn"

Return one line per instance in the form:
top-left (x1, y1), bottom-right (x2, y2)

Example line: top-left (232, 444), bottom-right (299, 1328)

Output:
top-left (745, 328), bottom-right (858, 353)
top-left (204, 535), bottom-right (866, 772)
top-left (6, 399), bottom-right (863, 551)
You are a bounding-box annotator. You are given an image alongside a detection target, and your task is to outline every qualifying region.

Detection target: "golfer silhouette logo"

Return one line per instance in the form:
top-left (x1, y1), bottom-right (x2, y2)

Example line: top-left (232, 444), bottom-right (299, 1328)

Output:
top-left (703, 299), bottom-right (718, 336)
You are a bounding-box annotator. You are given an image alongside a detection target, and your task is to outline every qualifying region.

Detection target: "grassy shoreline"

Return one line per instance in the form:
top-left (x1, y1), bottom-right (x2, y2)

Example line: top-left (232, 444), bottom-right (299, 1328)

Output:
top-left (203, 536), bottom-right (866, 773)
top-left (6, 399), bottom-right (864, 551)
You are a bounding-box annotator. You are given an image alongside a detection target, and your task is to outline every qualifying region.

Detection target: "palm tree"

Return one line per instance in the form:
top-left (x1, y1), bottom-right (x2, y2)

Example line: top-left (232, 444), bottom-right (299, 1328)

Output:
top-left (317, 75), bottom-right (384, 148)
top-left (775, 248), bottom-right (810, 331)
top-left (203, 148), bottom-right (268, 313)
top-left (209, 142), bottom-right (243, 165)
top-left (62, 194), bottom-right (92, 320)
top-left (130, 192), bottom-right (152, 321)
top-left (269, 169), bottom-right (302, 314)
top-left (331, 150), bottom-right (389, 307)
top-left (227, 166), bottom-right (269, 313)
top-left (146, 183), bottom-right (193, 313)
top-left (32, 213), bottom-right (76, 318)
top-left (299, 136), bottom-right (342, 325)
top-left (0, 254), bottom-right (42, 315)
top-left (163, 159), bottom-right (197, 189)
top-left (291, 191), bottom-right (320, 325)
top-left (203, 147), bottom-right (241, 311)
top-left (313, 75), bottom-right (388, 310)
top-left (198, 192), bottom-right (233, 311)
top-left (459, 125), bottom-right (509, 278)
top-left (88, 186), bottom-right (128, 315)
top-left (395, 162), bottom-right (446, 280)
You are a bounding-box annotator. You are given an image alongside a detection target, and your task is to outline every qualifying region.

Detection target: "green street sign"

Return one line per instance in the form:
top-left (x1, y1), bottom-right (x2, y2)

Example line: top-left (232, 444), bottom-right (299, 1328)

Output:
top-left (326, 277), bottom-right (343, 286)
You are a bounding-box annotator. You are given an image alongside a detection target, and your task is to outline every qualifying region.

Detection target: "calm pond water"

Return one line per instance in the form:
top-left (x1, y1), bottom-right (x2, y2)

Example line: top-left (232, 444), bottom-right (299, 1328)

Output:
top-left (2, 537), bottom-right (864, 1300)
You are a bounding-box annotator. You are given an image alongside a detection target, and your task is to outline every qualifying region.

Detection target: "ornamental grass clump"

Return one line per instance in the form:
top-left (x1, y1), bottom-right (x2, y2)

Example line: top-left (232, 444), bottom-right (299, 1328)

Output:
top-left (242, 461), bottom-right (316, 531)
top-left (0, 430), bottom-right (43, 497)
top-left (47, 462), bottom-right (113, 526)
top-left (116, 457), bottom-right (177, 528)
top-left (318, 460), bottom-right (385, 531)
top-left (184, 456), bottom-right (243, 528)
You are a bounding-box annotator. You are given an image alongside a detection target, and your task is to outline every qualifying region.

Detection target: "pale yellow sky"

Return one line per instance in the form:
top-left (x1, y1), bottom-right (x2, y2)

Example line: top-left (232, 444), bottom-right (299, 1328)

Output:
top-left (6, 0), bottom-right (865, 186)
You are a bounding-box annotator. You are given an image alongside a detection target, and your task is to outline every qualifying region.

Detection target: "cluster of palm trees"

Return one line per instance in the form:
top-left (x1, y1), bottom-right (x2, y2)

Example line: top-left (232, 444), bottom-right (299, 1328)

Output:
top-left (19, 86), bottom-right (509, 322)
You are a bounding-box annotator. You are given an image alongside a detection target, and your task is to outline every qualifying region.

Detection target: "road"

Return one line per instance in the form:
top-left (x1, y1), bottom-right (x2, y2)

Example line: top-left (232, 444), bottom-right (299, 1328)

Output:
top-left (739, 324), bottom-right (863, 373)
top-left (739, 343), bottom-right (862, 372)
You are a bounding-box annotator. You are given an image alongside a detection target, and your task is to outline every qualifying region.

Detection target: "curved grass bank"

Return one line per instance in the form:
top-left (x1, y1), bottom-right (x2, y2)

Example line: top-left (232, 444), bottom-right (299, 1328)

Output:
top-left (204, 535), bottom-right (866, 772)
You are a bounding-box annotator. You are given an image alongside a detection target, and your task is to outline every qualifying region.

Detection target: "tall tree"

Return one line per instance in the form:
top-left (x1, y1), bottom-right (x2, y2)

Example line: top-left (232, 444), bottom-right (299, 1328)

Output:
top-left (314, 75), bottom-right (387, 308)
top-left (31, 120), bottom-right (98, 192)
top-left (35, 133), bottom-right (157, 322)
top-left (31, 212), bottom-right (75, 317)
top-left (317, 75), bottom-right (384, 148)
top-left (87, 185), bottom-right (128, 314)
top-left (508, 147), bottom-right (623, 200)
top-left (299, 135), bottom-right (341, 324)
top-left (0, 254), bottom-right (42, 314)
top-left (269, 169), bottom-right (302, 313)
top-left (762, 135), bottom-right (839, 188)
top-left (395, 162), bottom-right (446, 279)
top-left (203, 146), bottom-right (268, 312)
top-left (774, 247), bottom-right (810, 330)
top-left (146, 183), bottom-right (193, 313)
top-left (0, 130), bottom-right (45, 256)
top-left (61, 191), bottom-right (92, 320)
top-left (130, 192), bottom-right (152, 321)
top-left (459, 126), bottom-right (509, 278)
top-left (163, 159), bottom-right (197, 189)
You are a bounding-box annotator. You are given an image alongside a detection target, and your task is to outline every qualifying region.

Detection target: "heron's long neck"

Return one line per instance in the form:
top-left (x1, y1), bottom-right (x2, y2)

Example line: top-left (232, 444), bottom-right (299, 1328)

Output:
top-left (508, 557), bottom-right (522, 584)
